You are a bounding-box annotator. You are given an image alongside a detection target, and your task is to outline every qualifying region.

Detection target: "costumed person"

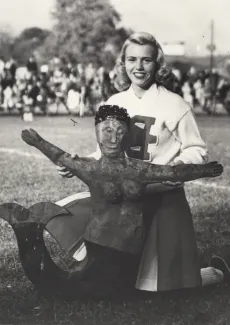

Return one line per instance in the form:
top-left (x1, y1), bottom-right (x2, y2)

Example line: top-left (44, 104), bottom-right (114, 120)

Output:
top-left (22, 105), bottom-right (224, 293)
top-left (57, 32), bottom-right (230, 292)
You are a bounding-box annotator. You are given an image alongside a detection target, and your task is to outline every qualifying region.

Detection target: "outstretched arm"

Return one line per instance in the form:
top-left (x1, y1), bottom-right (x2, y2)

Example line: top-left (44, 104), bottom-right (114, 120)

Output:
top-left (131, 160), bottom-right (223, 184)
top-left (21, 129), bottom-right (93, 184)
top-left (57, 145), bottom-right (101, 178)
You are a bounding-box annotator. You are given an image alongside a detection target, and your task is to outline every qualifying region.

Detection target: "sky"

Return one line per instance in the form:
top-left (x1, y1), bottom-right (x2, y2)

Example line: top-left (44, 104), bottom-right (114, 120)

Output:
top-left (0, 0), bottom-right (229, 55)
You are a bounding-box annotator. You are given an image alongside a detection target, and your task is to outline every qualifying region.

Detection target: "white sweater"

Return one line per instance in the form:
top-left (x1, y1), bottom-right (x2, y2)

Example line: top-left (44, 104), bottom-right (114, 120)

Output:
top-left (90, 84), bottom-right (208, 165)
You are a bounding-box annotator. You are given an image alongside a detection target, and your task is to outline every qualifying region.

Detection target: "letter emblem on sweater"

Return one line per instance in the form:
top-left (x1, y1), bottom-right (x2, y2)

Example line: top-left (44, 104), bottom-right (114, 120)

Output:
top-left (126, 115), bottom-right (158, 160)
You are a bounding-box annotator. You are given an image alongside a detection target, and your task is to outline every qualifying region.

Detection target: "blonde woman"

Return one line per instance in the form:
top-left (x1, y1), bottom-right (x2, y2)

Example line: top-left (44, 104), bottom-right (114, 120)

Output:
top-left (57, 32), bottom-right (229, 292)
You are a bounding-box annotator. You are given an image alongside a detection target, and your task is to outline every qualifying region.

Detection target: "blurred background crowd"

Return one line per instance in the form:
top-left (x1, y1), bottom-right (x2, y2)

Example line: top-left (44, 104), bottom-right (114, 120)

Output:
top-left (1, 55), bottom-right (230, 117)
top-left (0, 0), bottom-right (230, 118)
top-left (0, 55), bottom-right (117, 117)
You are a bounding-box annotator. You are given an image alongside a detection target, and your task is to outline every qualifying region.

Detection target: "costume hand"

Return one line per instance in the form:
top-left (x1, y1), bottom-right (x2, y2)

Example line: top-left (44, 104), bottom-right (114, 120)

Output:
top-left (205, 161), bottom-right (223, 177)
top-left (21, 128), bottom-right (42, 147)
top-left (162, 160), bottom-right (184, 187)
top-left (57, 153), bottom-right (78, 178)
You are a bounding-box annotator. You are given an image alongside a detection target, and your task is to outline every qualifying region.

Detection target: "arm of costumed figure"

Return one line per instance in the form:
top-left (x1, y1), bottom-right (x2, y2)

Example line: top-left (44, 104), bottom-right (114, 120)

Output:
top-left (128, 159), bottom-right (223, 184)
top-left (21, 129), bottom-right (92, 184)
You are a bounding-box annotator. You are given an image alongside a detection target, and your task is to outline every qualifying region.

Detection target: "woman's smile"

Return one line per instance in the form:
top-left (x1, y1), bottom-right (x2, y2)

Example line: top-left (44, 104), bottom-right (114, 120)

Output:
top-left (133, 72), bottom-right (146, 79)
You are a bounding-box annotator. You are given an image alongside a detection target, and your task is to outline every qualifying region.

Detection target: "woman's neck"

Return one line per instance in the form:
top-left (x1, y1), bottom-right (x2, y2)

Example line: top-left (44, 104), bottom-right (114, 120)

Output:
top-left (131, 83), bottom-right (153, 99)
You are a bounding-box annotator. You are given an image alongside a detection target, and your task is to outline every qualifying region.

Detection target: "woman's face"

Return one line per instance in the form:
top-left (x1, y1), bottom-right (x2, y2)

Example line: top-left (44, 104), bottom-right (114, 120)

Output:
top-left (125, 43), bottom-right (157, 89)
top-left (96, 118), bottom-right (128, 158)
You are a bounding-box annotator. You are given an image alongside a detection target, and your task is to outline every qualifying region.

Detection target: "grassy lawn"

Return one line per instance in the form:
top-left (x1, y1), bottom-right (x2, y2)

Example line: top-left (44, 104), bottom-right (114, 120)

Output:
top-left (0, 114), bottom-right (230, 324)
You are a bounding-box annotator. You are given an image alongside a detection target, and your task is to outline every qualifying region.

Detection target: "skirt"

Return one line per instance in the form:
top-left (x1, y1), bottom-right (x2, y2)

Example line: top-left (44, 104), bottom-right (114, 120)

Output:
top-left (136, 187), bottom-right (201, 291)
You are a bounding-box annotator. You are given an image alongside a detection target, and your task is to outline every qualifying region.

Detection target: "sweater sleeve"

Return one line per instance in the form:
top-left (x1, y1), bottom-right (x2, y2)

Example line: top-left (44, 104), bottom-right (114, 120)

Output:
top-left (172, 110), bottom-right (208, 164)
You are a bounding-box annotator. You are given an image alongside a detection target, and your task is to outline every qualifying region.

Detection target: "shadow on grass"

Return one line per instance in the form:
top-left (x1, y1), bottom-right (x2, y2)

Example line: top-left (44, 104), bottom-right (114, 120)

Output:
top-left (1, 280), bottom-right (230, 325)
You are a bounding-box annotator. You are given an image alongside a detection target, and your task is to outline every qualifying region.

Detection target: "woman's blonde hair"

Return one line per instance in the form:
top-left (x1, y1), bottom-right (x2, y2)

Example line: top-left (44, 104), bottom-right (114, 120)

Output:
top-left (114, 32), bottom-right (175, 92)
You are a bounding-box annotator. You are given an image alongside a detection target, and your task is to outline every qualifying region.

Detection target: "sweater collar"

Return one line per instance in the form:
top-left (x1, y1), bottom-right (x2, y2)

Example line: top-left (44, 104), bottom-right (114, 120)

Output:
top-left (127, 83), bottom-right (159, 100)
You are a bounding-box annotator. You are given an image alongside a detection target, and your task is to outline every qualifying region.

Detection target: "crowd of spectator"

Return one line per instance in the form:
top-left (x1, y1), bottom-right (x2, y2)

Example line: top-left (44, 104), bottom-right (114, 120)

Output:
top-left (172, 66), bottom-right (230, 115)
top-left (0, 55), bottom-right (116, 118)
top-left (0, 55), bottom-right (230, 118)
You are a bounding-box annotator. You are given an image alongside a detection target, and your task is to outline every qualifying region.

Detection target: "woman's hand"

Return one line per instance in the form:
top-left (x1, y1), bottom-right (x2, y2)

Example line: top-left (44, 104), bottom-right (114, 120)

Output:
top-left (161, 160), bottom-right (184, 187)
top-left (161, 180), bottom-right (183, 187)
top-left (21, 128), bottom-right (42, 147)
top-left (145, 183), bottom-right (176, 194)
top-left (144, 160), bottom-right (184, 194)
top-left (57, 153), bottom-right (78, 178)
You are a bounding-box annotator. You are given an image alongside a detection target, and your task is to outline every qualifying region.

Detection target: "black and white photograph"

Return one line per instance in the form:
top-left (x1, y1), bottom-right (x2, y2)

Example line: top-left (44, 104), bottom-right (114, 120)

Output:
top-left (0, 0), bottom-right (230, 324)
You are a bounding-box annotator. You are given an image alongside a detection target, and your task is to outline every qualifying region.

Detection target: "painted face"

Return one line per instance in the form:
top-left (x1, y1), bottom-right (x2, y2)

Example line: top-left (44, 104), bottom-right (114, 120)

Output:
top-left (96, 118), bottom-right (128, 158)
top-left (125, 43), bottom-right (157, 89)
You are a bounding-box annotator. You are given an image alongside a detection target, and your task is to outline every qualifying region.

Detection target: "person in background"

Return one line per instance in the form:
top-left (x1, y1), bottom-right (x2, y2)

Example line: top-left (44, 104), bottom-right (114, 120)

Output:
top-left (182, 80), bottom-right (194, 107)
top-left (5, 57), bottom-right (17, 86)
top-left (26, 55), bottom-right (38, 76)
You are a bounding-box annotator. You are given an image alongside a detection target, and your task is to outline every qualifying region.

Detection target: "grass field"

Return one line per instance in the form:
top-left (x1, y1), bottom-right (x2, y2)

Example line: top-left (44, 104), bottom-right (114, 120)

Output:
top-left (0, 114), bottom-right (230, 325)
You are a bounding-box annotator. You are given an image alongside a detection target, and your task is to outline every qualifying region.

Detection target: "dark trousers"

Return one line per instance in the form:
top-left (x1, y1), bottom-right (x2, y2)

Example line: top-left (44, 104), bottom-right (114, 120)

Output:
top-left (82, 241), bottom-right (139, 291)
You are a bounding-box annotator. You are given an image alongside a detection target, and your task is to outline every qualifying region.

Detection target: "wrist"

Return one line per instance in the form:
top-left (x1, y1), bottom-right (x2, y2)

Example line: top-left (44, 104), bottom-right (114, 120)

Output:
top-left (36, 136), bottom-right (44, 148)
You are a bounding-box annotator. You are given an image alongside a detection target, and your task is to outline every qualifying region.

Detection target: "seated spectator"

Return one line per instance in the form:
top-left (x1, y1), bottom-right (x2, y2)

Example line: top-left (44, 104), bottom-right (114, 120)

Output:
top-left (66, 85), bottom-right (81, 114)
top-left (27, 55), bottom-right (38, 75)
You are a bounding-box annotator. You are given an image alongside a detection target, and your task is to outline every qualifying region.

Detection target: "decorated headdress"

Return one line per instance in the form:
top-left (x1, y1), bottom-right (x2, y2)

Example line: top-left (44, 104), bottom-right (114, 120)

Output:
top-left (95, 105), bottom-right (130, 128)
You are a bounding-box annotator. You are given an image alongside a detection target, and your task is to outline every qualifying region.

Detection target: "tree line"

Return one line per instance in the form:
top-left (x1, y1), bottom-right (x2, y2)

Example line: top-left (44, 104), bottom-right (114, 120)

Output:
top-left (0, 0), bottom-right (131, 70)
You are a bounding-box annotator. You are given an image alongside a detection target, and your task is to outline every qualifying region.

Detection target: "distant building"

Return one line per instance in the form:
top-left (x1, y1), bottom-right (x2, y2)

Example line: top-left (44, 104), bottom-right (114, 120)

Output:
top-left (161, 42), bottom-right (185, 56)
